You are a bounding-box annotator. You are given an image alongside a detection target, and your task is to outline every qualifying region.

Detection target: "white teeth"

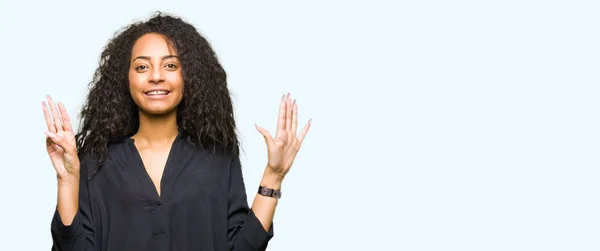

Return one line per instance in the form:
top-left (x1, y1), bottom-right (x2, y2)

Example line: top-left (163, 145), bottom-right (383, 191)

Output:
top-left (146, 90), bottom-right (169, 95)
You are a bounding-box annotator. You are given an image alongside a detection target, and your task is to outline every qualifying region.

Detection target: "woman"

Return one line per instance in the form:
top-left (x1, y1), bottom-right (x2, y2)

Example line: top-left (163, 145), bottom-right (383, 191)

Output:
top-left (43, 13), bottom-right (311, 251)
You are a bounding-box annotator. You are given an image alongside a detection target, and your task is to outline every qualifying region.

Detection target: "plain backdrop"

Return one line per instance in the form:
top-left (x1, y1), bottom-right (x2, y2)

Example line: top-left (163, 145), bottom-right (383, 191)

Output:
top-left (0, 1), bottom-right (598, 250)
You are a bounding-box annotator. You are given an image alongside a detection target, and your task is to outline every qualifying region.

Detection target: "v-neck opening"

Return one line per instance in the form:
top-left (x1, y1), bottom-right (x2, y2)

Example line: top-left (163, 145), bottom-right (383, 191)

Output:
top-left (128, 131), bottom-right (181, 201)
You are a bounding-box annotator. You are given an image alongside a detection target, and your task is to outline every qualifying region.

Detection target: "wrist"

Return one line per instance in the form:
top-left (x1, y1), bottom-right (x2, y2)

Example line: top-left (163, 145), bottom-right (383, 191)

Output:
top-left (57, 174), bottom-right (80, 187)
top-left (261, 169), bottom-right (283, 190)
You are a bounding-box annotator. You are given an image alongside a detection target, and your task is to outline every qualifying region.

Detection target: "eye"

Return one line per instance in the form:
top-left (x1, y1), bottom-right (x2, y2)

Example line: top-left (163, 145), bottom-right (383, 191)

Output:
top-left (135, 65), bottom-right (148, 71)
top-left (165, 63), bottom-right (178, 69)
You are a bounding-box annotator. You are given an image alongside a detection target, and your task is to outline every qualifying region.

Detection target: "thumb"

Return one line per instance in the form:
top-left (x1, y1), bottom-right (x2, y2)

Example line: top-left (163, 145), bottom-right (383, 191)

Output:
top-left (45, 131), bottom-right (74, 154)
top-left (255, 124), bottom-right (274, 147)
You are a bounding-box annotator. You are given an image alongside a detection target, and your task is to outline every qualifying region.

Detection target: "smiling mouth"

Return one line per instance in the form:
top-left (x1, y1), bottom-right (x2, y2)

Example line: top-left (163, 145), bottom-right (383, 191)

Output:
top-left (144, 90), bottom-right (171, 96)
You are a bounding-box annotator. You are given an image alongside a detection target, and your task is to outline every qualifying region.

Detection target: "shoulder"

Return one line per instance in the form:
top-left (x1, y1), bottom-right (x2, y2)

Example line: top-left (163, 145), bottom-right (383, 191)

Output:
top-left (180, 135), bottom-right (239, 170)
top-left (180, 132), bottom-right (236, 158)
top-left (77, 137), bottom-right (131, 180)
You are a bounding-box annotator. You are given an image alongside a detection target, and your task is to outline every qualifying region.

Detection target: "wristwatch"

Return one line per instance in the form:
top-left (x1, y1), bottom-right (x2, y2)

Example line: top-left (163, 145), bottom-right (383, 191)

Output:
top-left (258, 186), bottom-right (282, 199)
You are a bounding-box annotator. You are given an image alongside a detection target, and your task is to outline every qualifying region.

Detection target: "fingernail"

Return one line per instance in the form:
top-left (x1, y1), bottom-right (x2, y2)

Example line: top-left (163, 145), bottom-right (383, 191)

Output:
top-left (309, 118), bottom-right (312, 123)
top-left (45, 131), bottom-right (55, 138)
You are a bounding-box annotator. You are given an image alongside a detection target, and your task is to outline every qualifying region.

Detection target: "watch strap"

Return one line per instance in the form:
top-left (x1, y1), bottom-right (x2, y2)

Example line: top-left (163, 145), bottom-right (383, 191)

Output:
top-left (258, 186), bottom-right (282, 199)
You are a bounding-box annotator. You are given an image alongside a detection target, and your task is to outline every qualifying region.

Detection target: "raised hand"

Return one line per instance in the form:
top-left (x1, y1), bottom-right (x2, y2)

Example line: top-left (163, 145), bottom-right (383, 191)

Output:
top-left (42, 95), bottom-right (80, 182)
top-left (255, 93), bottom-right (311, 180)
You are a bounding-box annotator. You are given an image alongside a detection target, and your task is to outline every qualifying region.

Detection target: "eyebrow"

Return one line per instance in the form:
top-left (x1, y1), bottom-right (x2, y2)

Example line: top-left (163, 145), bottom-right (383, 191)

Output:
top-left (132, 55), bottom-right (179, 62)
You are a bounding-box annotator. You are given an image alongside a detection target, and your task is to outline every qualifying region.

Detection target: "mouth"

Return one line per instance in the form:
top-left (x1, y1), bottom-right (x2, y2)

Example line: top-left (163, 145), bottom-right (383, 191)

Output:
top-left (144, 90), bottom-right (171, 96)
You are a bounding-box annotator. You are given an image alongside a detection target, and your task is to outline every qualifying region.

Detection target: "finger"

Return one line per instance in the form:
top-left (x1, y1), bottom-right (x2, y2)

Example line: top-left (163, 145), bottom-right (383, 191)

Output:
top-left (297, 119), bottom-right (312, 146)
top-left (285, 93), bottom-right (292, 131)
top-left (255, 124), bottom-right (274, 147)
top-left (42, 101), bottom-right (56, 133)
top-left (58, 102), bottom-right (73, 132)
top-left (46, 95), bottom-right (63, 133)
top-left (291, 99), bottom-right (298, 136)
top-left (275, 94), bottom-right (286, 138)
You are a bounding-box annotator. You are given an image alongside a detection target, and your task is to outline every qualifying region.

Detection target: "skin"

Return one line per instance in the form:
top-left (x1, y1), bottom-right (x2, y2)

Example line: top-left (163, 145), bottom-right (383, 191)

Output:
top-left (43, 32), bottom-right (312, 232)
top-left (128, 33), bottom-right (184, 196)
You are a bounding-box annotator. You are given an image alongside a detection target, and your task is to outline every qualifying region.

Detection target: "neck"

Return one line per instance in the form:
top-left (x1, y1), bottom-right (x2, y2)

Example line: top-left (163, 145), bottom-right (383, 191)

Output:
top-left (132, 110), bottom-right (179, 146)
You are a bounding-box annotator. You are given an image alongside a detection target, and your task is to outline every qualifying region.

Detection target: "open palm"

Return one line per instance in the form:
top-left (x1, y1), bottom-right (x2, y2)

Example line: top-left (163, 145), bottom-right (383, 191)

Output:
top-left (255, 93), bottom-right (311, 178)
top-left (43, 95), bottom-right (79, 181)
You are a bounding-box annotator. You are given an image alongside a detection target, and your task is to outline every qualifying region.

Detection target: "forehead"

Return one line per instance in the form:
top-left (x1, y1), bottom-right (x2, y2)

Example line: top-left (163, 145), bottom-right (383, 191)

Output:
top-left (131, 33), bottom-right (177, 57)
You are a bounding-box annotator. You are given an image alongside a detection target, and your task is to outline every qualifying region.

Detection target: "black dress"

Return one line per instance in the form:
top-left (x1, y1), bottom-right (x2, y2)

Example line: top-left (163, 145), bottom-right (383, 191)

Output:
top-left (50, 131), bottom-right (273, 251)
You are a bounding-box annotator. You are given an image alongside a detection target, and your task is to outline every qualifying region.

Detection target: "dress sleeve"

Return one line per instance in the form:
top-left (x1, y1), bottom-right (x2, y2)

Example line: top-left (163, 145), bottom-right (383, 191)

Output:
top-left (51, 154), bottom-right (95, 251)
top-left (227, 154), bottom-right (274, 251)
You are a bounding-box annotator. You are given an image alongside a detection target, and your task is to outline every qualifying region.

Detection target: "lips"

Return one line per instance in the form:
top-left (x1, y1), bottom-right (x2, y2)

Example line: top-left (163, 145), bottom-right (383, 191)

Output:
top-left (144, 90), bottom-right (171, 96)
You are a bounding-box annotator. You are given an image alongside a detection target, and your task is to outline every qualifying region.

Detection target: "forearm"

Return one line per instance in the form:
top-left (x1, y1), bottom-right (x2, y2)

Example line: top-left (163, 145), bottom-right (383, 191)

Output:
top-left (51, 169), bottom-right (95, 250)
top-left (56, 175), bottom-right (80, 226)
top-left (250, 169), bottom-right (283, 231)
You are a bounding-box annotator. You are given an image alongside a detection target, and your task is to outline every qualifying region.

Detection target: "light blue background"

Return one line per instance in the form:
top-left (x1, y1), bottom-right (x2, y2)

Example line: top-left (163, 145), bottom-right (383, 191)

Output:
top-left (0, 1), bottom-right (598, 250)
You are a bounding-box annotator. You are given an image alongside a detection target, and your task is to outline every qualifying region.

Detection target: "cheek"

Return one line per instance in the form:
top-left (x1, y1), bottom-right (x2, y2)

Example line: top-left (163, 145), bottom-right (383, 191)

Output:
top-left (167, 72), bottom-right (184, 92)
top-left (128, 72), bottom-right (146, 92)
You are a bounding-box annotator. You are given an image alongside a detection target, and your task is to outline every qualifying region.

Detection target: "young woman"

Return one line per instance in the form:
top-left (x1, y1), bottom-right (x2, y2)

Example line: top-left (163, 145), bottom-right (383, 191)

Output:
top-left (44, 13), bottom-right (311, 251)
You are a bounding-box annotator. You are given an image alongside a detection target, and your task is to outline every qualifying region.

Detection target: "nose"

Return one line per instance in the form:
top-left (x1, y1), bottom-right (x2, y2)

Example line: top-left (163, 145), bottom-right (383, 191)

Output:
top-left (149, 66), bottom-right (165, 84)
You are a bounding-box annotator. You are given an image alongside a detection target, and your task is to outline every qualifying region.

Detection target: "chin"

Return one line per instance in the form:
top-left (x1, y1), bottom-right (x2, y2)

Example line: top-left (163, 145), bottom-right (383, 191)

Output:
top-left (140, 105), bottom-right (178, 116)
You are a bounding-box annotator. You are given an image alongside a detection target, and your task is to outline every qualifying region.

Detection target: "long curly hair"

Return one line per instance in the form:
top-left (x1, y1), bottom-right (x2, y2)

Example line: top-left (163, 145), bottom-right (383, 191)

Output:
top-left (76, 12), bottom-right (239, 166)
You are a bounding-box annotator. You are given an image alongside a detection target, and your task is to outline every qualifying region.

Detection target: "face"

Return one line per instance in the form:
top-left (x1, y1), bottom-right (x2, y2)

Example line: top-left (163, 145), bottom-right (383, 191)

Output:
top-left (129, 33), bottom-right (184, 115)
